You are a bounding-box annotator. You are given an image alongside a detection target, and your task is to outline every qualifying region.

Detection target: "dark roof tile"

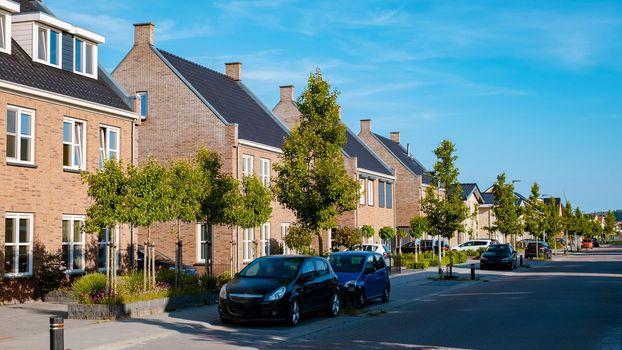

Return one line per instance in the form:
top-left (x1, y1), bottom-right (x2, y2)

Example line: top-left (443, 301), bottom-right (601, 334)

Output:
top-left (373, 133), bottom-right (431, 184)
top-left (157, 49), bottom-right (288, 149)
top-left (0, 40), bottom-right (132, 111)
top-left (344, 129), bottom-right (393, 176)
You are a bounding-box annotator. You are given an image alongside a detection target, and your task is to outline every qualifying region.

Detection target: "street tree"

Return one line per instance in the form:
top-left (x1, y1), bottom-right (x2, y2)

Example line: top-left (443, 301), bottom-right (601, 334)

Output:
top-left (421, 140), bottom-right (468, 272)
top-left (409, 216), bottom-right (429, 262)
top-left (361, 225), bottom-right (375, 241)
top-left (284, 226), bottom-right (313, 254)
top-left (82, 159), bottom-right (127, 293)
top-left (273, 69), bottom-right (359, 255)
top-left (332, 226), bottom-right (362, 250)
top-left (522, 182), bottom-right (545, 257)
top-left (604, 210), bottom-right (616, 241)
top-left (234, 175), bottom-right (273, 260)
top-left (544, 196), bottom-right (563, 245)
top-left (491, 173), bottom-right (522, 246)
top-left (563, 201), bottom-right (574, 249)
top-left (379, 226), bottom-right (395, 242)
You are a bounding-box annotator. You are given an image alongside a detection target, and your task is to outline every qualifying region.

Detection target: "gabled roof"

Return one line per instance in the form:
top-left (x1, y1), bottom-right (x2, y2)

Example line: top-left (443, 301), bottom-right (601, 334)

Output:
top-left (13, 0), bottom-right (50, 14)
top-left (481, 193), bottom-right (496, 205)
top-left (343, 128), bottom-right (393, 177)
top-left (543, 197), bottom-right (561, 206)
top-left (0, 40), bottom-right (133, 111)
top-left (460, 183), bottom-right (483, 203)
top-left (480, 189), bottom-right (528, 207)
top-left (156, 49), bottom-right (289, 149)
top-left (373, 133), bottom-right (431, 184)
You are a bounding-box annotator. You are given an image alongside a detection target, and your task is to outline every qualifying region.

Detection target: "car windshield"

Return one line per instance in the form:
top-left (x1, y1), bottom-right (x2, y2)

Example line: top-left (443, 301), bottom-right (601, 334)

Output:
top-left (362, 245), bottom-right (378, 252)
top-left (239, 258), bottom-right (303, 279)
top-left (486, 245), bottom-right (510, 254)
top-left (329, 255), bottom-right (366, 273)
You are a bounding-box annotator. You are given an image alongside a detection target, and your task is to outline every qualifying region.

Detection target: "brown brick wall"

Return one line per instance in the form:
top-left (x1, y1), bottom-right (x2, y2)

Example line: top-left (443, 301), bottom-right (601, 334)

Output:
top-left (0, 91), bottom-right (135, 302)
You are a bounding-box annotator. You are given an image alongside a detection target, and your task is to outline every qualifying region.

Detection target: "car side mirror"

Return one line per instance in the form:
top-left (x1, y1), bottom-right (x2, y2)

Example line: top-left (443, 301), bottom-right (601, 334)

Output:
top-left (365, 267), bottom-right (375, 275)
top-left (234, 272), bottom-right (240, 278)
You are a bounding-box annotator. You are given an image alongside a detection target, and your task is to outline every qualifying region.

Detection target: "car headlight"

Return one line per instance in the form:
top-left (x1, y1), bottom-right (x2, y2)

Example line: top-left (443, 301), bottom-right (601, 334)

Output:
top-left (265, 286), bottom-right (286, 301)
top-left (344, 280), bottom-right (357, 288)
top-left (219, 284), bottom-right (228, 299)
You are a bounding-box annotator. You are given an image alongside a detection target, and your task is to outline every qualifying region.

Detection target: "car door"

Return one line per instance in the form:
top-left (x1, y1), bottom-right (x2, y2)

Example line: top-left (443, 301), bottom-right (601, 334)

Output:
top-left (370, 254), bottom-right (386, 298)
top-left (313, 258), bottom-right (332, 308)
top-left (363, 255), bottom-right (379, 297)
top-left (297, 259), bottom-right (320, 312)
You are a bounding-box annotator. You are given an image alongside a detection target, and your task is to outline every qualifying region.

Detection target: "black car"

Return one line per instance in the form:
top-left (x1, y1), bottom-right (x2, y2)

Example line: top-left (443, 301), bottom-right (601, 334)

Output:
top-left (525, 242), bottom-right (552, 259)
top-left (401, 239), bottom-right (448, 254)
top-left (480, 244), bottom-right (517, 270)
top-left (219, 255), bottom-right (340, 326)
top-left (592, 238), bottom-right (600, 247)
top-left (136, 245), bottom-right (198, 277)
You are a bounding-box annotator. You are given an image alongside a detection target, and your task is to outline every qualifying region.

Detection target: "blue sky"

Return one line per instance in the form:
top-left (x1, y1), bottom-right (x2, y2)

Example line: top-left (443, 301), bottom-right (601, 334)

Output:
top-left (46, 0), bottom-right (622, 212)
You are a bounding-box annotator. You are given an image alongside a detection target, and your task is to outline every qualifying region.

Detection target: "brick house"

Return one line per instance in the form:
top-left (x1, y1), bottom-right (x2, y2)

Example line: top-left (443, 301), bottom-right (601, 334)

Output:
top-left (1, 0), bottom-right (139, 302)
top-left (273, 87), bottom-right (396, 250)
top-left (458, 183), bottom-right (484, 245)
top-left (356, 119), bottom-right (431, 239)
top-left (112, 23), bottom-right (296, 275)
top-left (479, 188), bottom-right (529, 242)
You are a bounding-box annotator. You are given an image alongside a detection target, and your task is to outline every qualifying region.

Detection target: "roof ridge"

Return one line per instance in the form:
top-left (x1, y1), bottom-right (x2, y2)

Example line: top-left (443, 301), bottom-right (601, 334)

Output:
top-left (374, 132), bottom-right (429, 172)
top-left (346, 127), bottom-right (393, 176)
top-left (157, 48), bottom-right (234, 81)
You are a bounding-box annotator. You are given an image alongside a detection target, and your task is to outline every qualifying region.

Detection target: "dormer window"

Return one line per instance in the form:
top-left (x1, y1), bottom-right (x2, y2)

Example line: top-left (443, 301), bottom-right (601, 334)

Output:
top-left (0, 11), bottom-right (10, 54)
top-left (74, 37), bottom-right (96, 77)
top-left (34, 24), bottom-right (61, 67)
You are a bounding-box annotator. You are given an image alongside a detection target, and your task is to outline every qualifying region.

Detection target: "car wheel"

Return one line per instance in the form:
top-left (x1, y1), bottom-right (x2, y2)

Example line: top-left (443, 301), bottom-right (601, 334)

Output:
top-left (357, 289), bottom-right (366, 309)
top-left (327, 291), bottom-right (340, 317)
top-left (287, 298), bottom-right (301, 326)
top-left (381, 285), bottom-right (390, 303)
top-left (220, 314), bottom-right (233, 325)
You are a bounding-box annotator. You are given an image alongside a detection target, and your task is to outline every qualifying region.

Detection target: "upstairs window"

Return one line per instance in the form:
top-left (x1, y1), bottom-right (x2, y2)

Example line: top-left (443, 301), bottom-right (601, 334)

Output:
top-left (35, 25), bottom-right (61, 67)
top-left (359, 179), bottom-right (365, 205)
top-left (386, 182), bottom-right (393, 209)
top-left (0, 12), bottom-right (9, 54)
top-left (378, 181), bottom-right (385, 208)
top-left (367, 179), bottom-right (374, 206)
top-left (99, 126), bottom-right (119, 169)
top-left (137, 92), bottom-right (148, 119)
top-left (74, 38), bottom-right (96, 77)
top-left (63, 118), bottom-right (86, 170)
top-left (6, 106), bottom-right (35, 165)
top-left (242, 154), bottom-right (253, 176)
top-left (260, 158), bottom-right (270, 186)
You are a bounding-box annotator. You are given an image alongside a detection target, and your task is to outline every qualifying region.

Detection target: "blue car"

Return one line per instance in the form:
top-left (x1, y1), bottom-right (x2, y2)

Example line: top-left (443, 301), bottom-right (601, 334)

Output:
top-left (328, 251), bottom-right (390, 308)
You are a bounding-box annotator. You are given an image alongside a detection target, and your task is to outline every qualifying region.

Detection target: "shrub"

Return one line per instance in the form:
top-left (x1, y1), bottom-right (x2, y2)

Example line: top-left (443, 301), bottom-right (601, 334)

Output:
top-left (201, 275), bottom-right (218, 290)
top-left (217, 271), bottom-right (232, 288)
top-left (72, 273), bottom-right (107, 304)
top-left (156, 268), bottom-right (176, 286)
top-left (361, 225), bottom-right (374, 238)
top-left (398, 253), bottom-right (416, 269)
top-left (414, 260), bottom-right (430, 269)
top-left (33, 251), bottom-right (68, 299)
top-left (379, 227), bottom-right (395, 241)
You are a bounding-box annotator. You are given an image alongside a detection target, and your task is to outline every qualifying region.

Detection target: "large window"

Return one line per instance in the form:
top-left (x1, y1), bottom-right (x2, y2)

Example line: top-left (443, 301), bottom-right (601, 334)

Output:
top-left (196, 223), bottom-right (212, 263)
top-left (35, 25), bottom-right (61, 67)
top-left (359, 179), bottom-right (365, 205)
top-left (99, 126), bottom-right (119, 169)
top-left (74, 38), bottom-right (96, 77)
top-left (6, 106), bottom-right (34, 164)
top-left (260, 158), bottom-right (270, 186)
top-left (0, 11), bottom-right (9, 54)
top-left (62, 215), bottom-right (85, 273)
top-left (242, 228), bottom-right (254, 262)
top-left (367, 179), bottom-right (374, 206)
top-left (137, 92), bottom-right (148, 119)
top-left (386, 182), bottom-right (393, 209)
top-left (242, 154), bottom-right (253, 177)
top-left (63, 118), bottom-right (86, 170)
top-left (4, 213), bottom-right (33, 277)
top-left (260, 222), bottom-right (270, 256)
top-left (97, 226), bottom-right (119, 272)
top-left (378, 181), bottom-right (385, 208)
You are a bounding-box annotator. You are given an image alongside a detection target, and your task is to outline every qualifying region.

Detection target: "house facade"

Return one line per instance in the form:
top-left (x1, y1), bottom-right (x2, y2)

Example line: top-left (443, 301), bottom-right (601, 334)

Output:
top-left (459, 183), bottom-right (484, 245)
top-left (479, 189), bottom-right (529, 243)
top-left (112, 23), bottom-right (296, 275)
top-left (273, 87), bottom-right (396, 250)
top-left (1, 0), bottom-right (138, 302)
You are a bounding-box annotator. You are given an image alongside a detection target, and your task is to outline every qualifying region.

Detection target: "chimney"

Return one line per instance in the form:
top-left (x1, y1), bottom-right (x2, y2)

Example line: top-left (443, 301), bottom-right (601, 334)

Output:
top-left (225, 62), bottom-right (242, 81)
top-left (360, 119), bottom-right (371, 133)
top-left (280, 85), bottom-right (294, 102)
top-left (390, 132), bottom-right (400, 143)
top-left (134, 22), bottom-right (155, 46)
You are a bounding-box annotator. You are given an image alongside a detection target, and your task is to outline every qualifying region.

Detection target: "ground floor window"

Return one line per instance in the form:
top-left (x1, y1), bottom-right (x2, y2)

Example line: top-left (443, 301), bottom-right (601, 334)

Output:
top-left (197, 223), bottom-right (212, 263)
top-left (97, 226), bottom-right (119, 272)
top-left (260, 222), bottom-right (270, 256)
top-left (62, 215), bottom-right (85, 273)
top-left (243, 228), bottom-right (254, 262)
top-left (4, 213), bottom-right (33, 277)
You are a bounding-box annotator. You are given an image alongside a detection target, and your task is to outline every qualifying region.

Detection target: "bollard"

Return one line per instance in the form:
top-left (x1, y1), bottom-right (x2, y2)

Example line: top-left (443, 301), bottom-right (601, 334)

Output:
top-left (470, 263), bottom-right (475, 280)
top-left (49, 316), bottom-right (64, 350)
top-left (520, 255), bottom-right (523, 267)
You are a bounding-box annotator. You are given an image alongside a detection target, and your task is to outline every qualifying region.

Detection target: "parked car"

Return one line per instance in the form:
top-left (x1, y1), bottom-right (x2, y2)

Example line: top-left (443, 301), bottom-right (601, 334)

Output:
top-left (351, 243), bottom-right (391, 260)
top-left (581, 239), bottom-right (594, 249)
top-left (136, 245), bottom-right (198, 277)
top-left (480, 244), bottom-right (518, 270)
top-left (452, 239), bottom-right (495, 252)
top-left (328, 251), bottom-right (390, 308)
top-left (591, 238), bottom-right (600, 248)
top-left (218, 255), bottom-right (340, 326)
top-left (419, 239), bottom-right (449, 253)
top-left (525, 242), bottom-right (552, 259)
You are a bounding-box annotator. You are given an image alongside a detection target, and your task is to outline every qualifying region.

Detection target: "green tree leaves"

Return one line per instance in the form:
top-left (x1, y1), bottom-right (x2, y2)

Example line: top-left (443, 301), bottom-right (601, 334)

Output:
top-left (491, 173), bottom-right (522, 241)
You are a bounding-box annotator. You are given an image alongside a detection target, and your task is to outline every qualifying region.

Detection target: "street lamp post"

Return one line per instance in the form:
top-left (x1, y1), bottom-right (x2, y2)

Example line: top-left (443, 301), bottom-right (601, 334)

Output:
top-left (511, 179), bottom-right (520, 248)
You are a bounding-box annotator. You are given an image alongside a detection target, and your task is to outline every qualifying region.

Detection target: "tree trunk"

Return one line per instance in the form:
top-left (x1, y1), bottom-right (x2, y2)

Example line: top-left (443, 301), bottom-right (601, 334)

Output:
top-left (317, 229), bottom-right (324, 256)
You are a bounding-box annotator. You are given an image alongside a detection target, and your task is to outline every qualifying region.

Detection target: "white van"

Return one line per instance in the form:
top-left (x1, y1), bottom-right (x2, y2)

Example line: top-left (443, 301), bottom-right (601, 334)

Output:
top-left (452, 240), bottom-right (495, 252)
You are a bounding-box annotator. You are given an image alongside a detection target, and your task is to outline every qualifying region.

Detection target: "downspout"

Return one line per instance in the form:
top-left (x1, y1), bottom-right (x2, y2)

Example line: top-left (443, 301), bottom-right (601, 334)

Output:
top-left (235, 143), bottom-right (240, 273)
top-left (129, 108), bottom-right (137, 271)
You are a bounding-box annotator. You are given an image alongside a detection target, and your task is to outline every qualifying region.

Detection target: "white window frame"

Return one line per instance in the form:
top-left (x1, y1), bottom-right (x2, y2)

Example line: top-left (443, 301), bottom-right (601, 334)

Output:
top-left (4, 213), bottom-right (34, 277)
top-left (260, 222), bottom-right (270, 256)
top-left (33, 23), bottom-right (62, 68)
top-left (97, 226), bottom-right (119, 272)
top-left (260, 158), bottom-right (270, 186)
top-left (62, 215), bottom-right (85, 273)
top-left (73, 37), bottom-right (97, 78)
top-left (99, 125), bottom-right (119, 169)
top-left (242, 227), bottom-right (254, 262)
top-left (281, 223), bottom-right (291, 255)
top-left (6, 105), bottom-right (35, 165)
top-left (137, 92), bottom-right (148, 119)
top-left (242, 154), bottom-right (254, 177)
top-left (359, 179), bottom-right (365, 205)
top-left (196, 223), bottom-right (211, 264)
top-left (0, 10), bottom-right (11, 55)
top-left (63, 117), bottom-right (86, 170)
top-left (367, 179), bottom-right (374, 206)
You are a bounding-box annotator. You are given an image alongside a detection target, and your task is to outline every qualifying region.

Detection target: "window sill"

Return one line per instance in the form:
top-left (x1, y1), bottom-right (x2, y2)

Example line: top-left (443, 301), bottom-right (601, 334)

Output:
top-left (63, 167), bottom-right (83, 174)
top-left (6, 161), bottom-right (37, 169)
top-left (4, 273), bottom-right (33, 280)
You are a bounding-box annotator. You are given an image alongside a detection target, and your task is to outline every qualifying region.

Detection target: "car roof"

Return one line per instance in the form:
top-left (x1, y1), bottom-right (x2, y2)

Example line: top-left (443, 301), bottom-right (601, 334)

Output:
top-left (331, 251), bottom-right (374, 257)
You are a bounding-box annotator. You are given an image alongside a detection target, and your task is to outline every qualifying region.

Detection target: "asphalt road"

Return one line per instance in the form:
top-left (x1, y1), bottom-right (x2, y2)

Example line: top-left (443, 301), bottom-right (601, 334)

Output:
top-left (125, 246), bottom-right (622, 350)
